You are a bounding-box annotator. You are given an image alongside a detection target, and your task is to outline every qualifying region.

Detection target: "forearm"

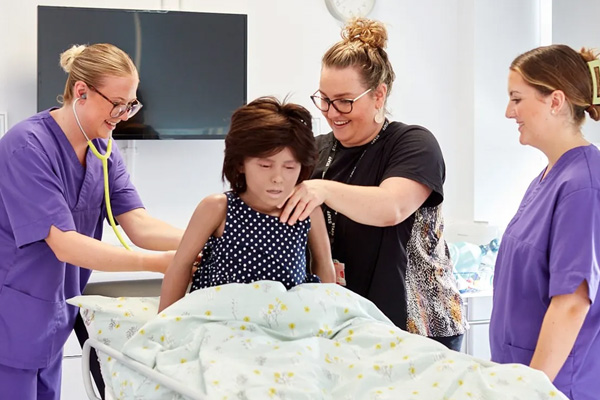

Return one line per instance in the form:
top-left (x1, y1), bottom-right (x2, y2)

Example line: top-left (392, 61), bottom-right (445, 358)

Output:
top-left (158, 267), bottom-right (191, 312)
top-left (117, 209), bottom-right (184, 251)
top-left (312, 258), bottom-right (336, 283)
top-left (307, 208), bottom-right (336, 283)
top-left (46, 227), bottom-right (169, 273)
top-left (321, 181), bottom-right (407, 227)
top-left (130, 218), bottom-right (184, 251)
top-left (530, 285), bottom-right (590, 381)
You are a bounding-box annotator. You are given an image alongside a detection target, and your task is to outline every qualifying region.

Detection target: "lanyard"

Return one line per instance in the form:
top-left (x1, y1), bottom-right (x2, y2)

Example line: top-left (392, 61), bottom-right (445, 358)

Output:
top-left (321, 120), bottom-right (389, 245)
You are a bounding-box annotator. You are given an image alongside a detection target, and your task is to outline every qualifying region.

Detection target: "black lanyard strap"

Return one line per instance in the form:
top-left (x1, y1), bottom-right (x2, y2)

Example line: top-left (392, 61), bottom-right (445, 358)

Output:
top-left (321, 120), bottom-right (389, 245)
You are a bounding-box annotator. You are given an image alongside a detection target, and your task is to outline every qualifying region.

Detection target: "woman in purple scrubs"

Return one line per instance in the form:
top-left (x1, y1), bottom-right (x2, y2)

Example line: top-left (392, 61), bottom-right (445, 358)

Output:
top-left (0, 44), bottom-right (183, 399)
top-left (490, 44), bottom-right (600, 400)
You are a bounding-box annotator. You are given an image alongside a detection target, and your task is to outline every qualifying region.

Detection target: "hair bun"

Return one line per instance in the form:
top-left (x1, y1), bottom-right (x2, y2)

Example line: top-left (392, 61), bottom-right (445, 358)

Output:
top-left (586, 105), bottom-right (600, 121)
top-left (59, 44), bottom-right (87, 73)
top-left (342, 17), bottom-right (387, 49)
top-left (579, 47), bottom-right (599, 63)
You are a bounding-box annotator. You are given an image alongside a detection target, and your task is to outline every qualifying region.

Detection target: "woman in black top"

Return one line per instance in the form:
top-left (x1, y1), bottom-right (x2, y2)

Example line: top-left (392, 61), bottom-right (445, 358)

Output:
top-left (279, 17), bottom-right (467, 350)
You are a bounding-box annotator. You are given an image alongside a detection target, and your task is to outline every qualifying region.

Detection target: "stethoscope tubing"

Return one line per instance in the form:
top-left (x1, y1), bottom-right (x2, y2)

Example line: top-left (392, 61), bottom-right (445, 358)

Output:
top-left (72, 98), bottom-right (131, 250)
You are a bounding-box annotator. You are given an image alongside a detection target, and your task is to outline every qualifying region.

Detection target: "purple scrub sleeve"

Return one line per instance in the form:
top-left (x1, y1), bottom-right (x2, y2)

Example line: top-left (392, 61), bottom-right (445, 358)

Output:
top-left (548, 189), bottom-right (600, 303)
top-left (1, 145), bottom-right (78, 247)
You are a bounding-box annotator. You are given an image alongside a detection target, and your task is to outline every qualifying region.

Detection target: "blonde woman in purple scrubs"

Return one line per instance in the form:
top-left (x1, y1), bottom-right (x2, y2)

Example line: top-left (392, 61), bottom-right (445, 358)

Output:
top-left (0, 44), bottom-right (183, 399)
top-left (490, 45), bottom-right (600, 400)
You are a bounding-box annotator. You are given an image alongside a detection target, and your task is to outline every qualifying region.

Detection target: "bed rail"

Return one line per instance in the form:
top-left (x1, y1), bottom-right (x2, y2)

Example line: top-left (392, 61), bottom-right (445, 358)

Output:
top-left (82, 338), bottom-right (207, 400)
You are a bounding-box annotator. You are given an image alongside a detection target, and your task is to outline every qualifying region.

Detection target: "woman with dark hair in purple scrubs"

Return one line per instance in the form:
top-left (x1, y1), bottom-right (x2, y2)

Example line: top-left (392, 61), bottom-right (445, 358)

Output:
top-left (490, 44), bottom-right (600, 400)
top-left (0, 44), bottom-right (183, 399)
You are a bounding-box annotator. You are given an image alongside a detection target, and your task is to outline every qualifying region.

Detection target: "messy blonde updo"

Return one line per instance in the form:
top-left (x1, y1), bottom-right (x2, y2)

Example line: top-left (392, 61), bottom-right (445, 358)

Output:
top-left (322, 18), bottom-right (395, 98)
top-left (510, 44), bottom-right (600, 125)
top-left (59, 43), bottom-right (138, 104)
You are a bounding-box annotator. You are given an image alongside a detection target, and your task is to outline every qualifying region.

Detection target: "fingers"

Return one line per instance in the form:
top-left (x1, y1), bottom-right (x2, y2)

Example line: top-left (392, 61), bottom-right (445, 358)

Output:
top-left (286, 200), bottom-right (308, 225)
top-left (287, 199), bottom-right (318, 225)
top-left (298, 200), bottom-right (317, 222)
top-left (279, 182), bottom-right (323, 225)
top-left (191, 253), bottom-right (202, 274)
top-left (279, 190), bottom-right (302, 224)
top-left (277, 188), bottom-right (295, 210)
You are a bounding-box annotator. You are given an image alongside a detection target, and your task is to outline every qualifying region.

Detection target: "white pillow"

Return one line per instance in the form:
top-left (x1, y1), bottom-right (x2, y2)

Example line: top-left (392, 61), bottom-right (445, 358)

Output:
top-left (67, 295), bottom-right (158, 350)
top-left (66, 295), bottom-right (159, 398)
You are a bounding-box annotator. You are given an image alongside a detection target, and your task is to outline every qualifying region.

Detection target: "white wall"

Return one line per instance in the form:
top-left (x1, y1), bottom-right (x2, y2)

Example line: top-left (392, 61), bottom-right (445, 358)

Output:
top-left (0, 0), bottom-right (546, 238)
top-left (472, 0), bottom-right (546, 226)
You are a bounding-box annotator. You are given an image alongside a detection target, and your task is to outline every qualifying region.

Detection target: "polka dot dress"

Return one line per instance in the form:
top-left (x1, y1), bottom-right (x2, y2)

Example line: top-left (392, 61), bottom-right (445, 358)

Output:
top-left (190, 192), bottom-right (320, 292)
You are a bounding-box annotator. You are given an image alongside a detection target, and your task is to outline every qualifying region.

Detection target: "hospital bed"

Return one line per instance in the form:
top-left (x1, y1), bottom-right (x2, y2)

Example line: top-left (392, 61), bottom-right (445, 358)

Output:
top-left (71, 279), bottom-right (567, 400)
top-left (74, 278), bottom-right (177, 399)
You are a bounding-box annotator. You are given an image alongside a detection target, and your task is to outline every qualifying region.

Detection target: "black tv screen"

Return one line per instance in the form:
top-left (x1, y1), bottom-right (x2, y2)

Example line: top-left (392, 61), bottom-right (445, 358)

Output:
top-left (37, 6), bottom-right (247, 139)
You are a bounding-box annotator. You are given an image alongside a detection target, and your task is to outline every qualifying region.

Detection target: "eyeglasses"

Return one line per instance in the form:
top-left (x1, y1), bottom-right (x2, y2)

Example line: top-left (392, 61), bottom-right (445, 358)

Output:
top-left (89, 86), bottom-right (143, 119)
top-left (310, 88), bottom-right (372, 114)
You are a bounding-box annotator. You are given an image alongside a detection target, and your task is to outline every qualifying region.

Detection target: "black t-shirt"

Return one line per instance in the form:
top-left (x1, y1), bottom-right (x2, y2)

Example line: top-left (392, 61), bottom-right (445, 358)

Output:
top-left (312, 121), bottom-right (445, 330)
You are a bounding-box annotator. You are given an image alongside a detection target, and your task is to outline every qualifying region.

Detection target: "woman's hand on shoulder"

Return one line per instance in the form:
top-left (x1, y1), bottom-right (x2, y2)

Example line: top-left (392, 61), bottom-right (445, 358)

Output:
top-left (279, 180), bottom-right (328, 225)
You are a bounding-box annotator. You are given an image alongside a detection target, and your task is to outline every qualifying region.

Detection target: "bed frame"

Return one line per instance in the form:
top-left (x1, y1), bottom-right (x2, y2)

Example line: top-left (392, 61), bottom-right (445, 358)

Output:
top-left (75, 278), bottom-right (206, 400)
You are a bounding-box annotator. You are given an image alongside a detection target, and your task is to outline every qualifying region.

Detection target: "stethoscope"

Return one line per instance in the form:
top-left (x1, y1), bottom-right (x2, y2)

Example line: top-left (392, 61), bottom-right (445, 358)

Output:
top-left (72, 96), bottom-right (131, 250)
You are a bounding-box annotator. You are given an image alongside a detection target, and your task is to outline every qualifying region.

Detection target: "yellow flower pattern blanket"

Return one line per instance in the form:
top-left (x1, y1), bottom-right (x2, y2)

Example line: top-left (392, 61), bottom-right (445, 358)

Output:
top-left (70, 281), bottom-right (565, 400)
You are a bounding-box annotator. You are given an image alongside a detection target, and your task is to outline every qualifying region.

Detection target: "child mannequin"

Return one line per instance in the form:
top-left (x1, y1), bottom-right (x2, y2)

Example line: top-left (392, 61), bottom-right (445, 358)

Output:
top-left (159, 97), bottom-right (336, 312)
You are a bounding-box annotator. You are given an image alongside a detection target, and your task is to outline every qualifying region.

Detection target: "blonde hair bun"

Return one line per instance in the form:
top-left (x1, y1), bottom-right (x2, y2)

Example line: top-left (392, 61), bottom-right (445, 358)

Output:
top-left (59, 44), bottom-right (87, 73)
top-left (342, 17), bottom-right (387, 49)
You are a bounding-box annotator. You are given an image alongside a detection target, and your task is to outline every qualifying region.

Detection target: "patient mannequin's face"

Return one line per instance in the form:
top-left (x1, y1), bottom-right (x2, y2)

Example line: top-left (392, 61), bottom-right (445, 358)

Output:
top-left (239, 147), bottom-right (301, 215)
top-left (318, 66), bottom-right (382, 147)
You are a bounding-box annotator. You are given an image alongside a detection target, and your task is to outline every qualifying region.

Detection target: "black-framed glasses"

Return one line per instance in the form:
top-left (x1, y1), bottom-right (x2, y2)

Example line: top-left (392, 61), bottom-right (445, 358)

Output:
top-left (310, 88), bottom-right (372, 114)
top-left (89, 86), bottom-right (143, 119)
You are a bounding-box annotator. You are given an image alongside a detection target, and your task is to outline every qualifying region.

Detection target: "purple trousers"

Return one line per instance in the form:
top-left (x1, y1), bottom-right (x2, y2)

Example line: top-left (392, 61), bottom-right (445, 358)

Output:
top-left (0, 351), bottom-right (62, 400)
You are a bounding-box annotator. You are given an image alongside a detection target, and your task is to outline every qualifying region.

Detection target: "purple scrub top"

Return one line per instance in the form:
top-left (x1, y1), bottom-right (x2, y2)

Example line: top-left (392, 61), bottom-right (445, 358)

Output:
top-left (490, 145), bottom-right (600, 399)
top-left (0, 110), bottom-right (143, 369)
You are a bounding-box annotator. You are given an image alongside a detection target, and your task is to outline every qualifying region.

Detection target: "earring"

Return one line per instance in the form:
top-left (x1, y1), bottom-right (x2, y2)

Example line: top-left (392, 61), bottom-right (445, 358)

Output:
top-left (551, 109), bottom-right (555, 115)
top-left (374, 108), bottom-right (385, 124)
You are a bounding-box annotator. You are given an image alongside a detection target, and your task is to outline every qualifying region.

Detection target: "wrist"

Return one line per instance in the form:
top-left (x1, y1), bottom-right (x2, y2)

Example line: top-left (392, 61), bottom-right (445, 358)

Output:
top-left (317, 179), bottom-right (331, 205)
top-left (140, 252), bottom-right (161, 273)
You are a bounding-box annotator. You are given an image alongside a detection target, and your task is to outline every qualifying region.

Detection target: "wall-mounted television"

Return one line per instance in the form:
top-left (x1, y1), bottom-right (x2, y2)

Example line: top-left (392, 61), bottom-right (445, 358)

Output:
top-left (37, 6), bottom-right (247, 139)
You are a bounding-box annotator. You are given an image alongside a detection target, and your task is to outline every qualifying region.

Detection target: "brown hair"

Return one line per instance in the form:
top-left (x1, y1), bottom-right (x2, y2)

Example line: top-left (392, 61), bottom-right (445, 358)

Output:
top-left (59, 43), bottom-right (138, 103)
top-left (510, 44), bottom-right (600, 125)
top-left (322, 17), bottom-right (395, 98)
top-left (222, 97), bottom-right (317, 193)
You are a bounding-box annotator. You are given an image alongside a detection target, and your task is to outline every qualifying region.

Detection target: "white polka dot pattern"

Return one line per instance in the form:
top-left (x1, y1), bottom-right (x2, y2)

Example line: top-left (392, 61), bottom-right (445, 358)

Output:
top-left (190, 192), bottom-right (319, 292)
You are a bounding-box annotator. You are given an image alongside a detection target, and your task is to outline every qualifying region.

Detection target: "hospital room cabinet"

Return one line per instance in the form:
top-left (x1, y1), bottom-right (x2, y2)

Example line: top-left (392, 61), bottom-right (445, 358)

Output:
top-left (461, 291), bottom-right (493, 358)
